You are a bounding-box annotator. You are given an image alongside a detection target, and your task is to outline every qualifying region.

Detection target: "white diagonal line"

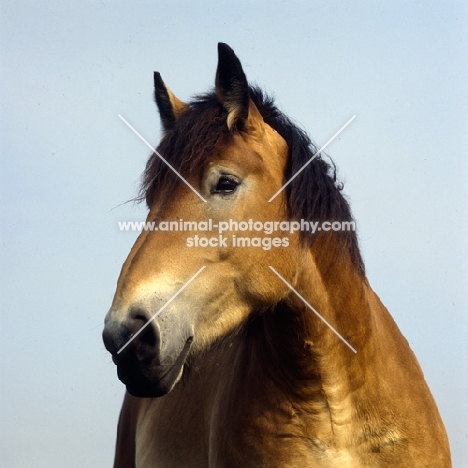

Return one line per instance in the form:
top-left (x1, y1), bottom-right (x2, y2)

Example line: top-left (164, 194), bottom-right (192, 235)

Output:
top-left (118, 114), bottom-right (207, 203)
top-left (117, 266), bottom-right (206, 354)
top-left (268, 266), bottom-right (357, 353)
top-left (268, 115), bottom-right (356, 203)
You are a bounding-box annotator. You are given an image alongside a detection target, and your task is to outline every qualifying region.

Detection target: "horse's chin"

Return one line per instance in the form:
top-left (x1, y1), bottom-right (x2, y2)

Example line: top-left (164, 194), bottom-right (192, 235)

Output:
top-left (124, 363), bottom-right (185, 398)
top-left (118, 336), bottom-right (193, 398)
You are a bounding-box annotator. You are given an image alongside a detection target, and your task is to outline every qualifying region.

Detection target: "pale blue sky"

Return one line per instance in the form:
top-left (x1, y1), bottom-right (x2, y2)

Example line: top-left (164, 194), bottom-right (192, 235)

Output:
top-left (1, 1), bottom-right (467, 466)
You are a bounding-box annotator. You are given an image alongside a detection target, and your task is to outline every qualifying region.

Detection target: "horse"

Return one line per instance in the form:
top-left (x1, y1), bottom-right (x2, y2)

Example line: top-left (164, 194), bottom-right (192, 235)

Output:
top-left (103, 43), bottom-right (451, 467)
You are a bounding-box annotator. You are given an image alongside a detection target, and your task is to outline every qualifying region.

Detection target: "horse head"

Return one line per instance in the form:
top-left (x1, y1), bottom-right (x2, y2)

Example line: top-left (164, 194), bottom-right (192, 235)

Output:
top-left (102, 44), bottom-right (301, 397)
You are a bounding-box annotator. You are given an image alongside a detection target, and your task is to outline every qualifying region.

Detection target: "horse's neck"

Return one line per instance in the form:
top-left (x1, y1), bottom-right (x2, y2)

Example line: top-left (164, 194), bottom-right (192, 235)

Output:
top-left (261, 241), bottom-right (376, 404)
top-left (241, 241), bottom-right (451, 460)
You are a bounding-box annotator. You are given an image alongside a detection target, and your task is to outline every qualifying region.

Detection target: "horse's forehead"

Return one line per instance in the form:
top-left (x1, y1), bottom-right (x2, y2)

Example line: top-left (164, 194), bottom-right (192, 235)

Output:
top-left (215, 126), bottom-right (287, 173)
top-left (215, 135), bottom-right (264, 172)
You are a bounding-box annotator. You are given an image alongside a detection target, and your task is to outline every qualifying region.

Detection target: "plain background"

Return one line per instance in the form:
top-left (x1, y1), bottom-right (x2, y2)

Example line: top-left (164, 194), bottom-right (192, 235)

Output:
top-left (1, 1), bottom-right (467, 466)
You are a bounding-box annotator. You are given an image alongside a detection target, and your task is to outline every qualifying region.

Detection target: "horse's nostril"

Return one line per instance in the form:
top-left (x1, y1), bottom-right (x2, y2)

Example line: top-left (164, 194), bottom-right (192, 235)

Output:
top-left (129, 316), bottom-right (146, 336)
top-left (103, 310), bottom-right (159, 363)
top-left (129, 313), bottom-right (157, 348)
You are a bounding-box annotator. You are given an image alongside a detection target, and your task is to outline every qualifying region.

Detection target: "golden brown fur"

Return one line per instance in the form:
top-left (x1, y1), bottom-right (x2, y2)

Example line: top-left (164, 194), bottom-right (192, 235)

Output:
top-left (104, 43), bottom-right (451, 467)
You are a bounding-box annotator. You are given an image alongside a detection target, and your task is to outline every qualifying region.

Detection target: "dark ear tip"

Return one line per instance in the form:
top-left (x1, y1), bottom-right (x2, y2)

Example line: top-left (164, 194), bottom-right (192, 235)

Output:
top-left (217, 42), bottom-right (234, 57)
top-left (154, 71), bottom-right (163, 86)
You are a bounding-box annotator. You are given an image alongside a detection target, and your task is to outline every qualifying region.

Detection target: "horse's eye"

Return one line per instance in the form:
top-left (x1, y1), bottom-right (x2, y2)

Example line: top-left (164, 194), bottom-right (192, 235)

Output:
top-left (212, 176), bottom-right (240, 195)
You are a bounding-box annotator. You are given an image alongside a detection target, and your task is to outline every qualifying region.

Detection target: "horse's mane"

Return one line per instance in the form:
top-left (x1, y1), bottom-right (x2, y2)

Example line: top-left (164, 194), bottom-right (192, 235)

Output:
top-left (139, 86), bottom-right (365, 276)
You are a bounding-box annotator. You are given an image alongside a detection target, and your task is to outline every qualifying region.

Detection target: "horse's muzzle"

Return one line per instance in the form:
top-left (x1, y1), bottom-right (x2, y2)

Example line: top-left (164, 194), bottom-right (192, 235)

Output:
top-left (102, 313), bottom-right (193, 397)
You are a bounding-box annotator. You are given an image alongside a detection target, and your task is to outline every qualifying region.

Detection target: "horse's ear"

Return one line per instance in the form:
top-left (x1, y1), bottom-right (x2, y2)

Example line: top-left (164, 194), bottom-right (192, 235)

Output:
top-left (215, 43), bottom-right (250, 131)
top-left (154, 72), bottom-right (189, 132)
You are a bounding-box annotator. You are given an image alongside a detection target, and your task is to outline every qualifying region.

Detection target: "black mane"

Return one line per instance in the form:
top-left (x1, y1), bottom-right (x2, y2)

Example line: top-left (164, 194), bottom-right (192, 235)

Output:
top-left (140, 86), bottom-right (364, 276)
